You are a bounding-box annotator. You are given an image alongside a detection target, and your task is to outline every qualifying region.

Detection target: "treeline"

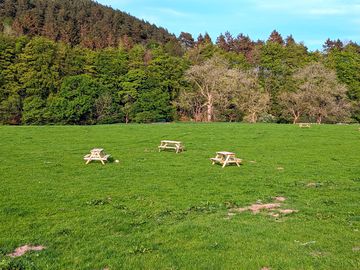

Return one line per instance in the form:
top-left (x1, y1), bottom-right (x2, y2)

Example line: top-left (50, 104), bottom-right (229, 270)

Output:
top-left (0, 31), bottom-right (359, 125)
top-left (177, 31), bottom-right (360, 123)
top-left (0, 0), bottom-right (175, 48)
top-left (0, 34), bottom-right (188, 124)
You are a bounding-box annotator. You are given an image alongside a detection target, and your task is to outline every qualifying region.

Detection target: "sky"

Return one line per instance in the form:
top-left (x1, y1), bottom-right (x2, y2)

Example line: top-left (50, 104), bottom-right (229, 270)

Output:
top-left (96, 0), bottom-right (360, 51)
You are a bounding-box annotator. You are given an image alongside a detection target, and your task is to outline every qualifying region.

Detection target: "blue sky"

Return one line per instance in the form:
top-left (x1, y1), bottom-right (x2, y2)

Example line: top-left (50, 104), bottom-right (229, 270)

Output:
top-left (96, 0), bottom-right (360, 51)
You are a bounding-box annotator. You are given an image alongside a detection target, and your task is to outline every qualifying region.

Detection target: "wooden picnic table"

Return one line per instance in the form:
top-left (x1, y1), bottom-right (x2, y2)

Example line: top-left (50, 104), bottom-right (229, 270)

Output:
top-left (210, 151), bottom-right (242, 168)
top-left (84, 148), bottom-right (110, 165)
top-left (158, 140), bottom-right (184, 153)
top-left (299, 123), bottom-right (311, 128)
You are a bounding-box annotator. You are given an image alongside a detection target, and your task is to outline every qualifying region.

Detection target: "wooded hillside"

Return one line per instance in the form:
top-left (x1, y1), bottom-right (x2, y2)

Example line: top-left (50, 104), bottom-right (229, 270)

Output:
top-left (0, 0), bottom-right (175, 48)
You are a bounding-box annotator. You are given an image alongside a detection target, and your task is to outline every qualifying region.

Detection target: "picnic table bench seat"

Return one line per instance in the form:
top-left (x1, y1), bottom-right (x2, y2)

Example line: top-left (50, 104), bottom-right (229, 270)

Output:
top-left (210, 157), bottom-right (222, 162)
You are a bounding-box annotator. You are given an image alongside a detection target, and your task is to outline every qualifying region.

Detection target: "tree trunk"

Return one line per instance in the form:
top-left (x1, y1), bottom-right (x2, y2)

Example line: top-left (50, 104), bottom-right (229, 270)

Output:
top-left (292, 114), bottom-right (299, 124)
top-left (317, 115), bottom-right (322, 124)
top-left (251, 112), bottom-right (257, 123)
top-left (206, 94), bottom-right (213, 122)
top-left (291, 110), bottom-right (300, 124)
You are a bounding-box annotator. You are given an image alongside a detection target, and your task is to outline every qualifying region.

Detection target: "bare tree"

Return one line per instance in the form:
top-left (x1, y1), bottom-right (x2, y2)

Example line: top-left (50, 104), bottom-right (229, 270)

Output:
top-left (184, 56), bottom-right (240, 122)
top-left (235, 71), bottom-right (270, 123)
top-left (294, 63), bottom-right (350, 123)
top-left (180, 56), bottom-right (270, 122)
top-left (278, 91), bottom-right (309, 123)
top-left (176, 89), bottom-right (205, 121)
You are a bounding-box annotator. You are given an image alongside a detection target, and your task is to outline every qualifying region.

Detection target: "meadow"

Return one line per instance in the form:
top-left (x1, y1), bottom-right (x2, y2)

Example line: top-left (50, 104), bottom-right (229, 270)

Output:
top-left (0, 123), bottom-right (359, 270)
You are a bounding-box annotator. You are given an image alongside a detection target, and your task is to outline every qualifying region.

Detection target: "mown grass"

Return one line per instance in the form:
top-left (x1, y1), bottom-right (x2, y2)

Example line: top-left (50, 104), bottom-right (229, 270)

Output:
top-left (0, 123), bottom-right (359, 270)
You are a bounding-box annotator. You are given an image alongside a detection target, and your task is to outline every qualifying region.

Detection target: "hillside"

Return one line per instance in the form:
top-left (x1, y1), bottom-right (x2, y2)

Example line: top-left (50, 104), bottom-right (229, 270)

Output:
top-left (0, 0), bottom-right (175, 48)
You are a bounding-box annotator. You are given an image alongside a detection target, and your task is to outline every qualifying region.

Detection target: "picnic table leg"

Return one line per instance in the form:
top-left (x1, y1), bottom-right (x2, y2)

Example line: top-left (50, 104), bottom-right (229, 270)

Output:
top-left (100, 159), bottom-right (105, 165)
top-left (212, 154), bottom-right (219, 165)
top-left (86, 158), bottom-right (92, 164)
top-left (222, 156), bottom-right (230, 168)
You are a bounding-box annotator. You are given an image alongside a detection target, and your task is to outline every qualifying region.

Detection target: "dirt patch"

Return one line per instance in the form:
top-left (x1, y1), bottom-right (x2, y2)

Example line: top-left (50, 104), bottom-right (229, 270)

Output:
top-left (352, 246), bottom-right (360, 252)
top-left (8, 245), bottom-right (46, 257)
top-left (277, 167), bottom-right (284, 170)
top-left (279, 209), bottom-right (298, 214)
top-left (268, 212), bottom-right (280, 217)
top-left (261, 267), bottom-right (271, 270)
top-left (306, 182), bottom-right (324, 188)
top-left (231, 203), bottom-right (281, 214)
top-left (310, 251), bottom-right (330, 257)
top-left (228, 197), bottom-right (297, 219)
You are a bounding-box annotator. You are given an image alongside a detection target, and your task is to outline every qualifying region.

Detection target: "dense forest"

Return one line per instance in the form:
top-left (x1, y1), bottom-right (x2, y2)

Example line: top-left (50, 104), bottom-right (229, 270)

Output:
top-left (0, 0), bottom-right (175, 48)
top-left (0, 0), bottom-right (359, 125)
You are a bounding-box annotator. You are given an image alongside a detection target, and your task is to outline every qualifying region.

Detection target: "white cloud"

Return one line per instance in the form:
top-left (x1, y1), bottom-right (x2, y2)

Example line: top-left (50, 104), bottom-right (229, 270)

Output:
top-left (308, 8), bottom-right (346, 15)
top-left (252, 0), bottom-right (360, 16)
top-left (153, 7), bottom-right (189, 17)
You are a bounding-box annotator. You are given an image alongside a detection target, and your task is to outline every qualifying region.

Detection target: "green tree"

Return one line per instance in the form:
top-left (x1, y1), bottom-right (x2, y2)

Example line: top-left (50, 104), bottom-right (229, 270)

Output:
top-left (324, 44), bottom-right (360, 121)
top-left (46, 75), bottom-right (101, 124)
top-left (119, 68), bottom-right (146, 123)
top-left (0, 35), bottom-right (28, 124)
top-left (18, 37), bottom-right (60, 123)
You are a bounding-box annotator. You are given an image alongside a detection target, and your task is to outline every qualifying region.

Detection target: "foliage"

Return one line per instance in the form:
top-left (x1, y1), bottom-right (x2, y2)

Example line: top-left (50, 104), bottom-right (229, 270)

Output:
top-left (293, 63), bottom-right (351, 123)
top-left (0, 0), bottom-right (175, 48)
top-left (0, 29), bottom-right (359, 124)
top-left (46, 75), bottom-right (101, 124)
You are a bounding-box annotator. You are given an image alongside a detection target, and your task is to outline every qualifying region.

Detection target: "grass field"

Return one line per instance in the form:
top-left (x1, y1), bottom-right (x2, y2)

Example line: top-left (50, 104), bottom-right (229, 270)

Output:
top-left (0, 123), bottom-right (359, 270)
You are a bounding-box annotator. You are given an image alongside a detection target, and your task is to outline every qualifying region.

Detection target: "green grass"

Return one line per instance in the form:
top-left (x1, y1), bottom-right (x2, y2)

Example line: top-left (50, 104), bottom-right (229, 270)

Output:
top-left (0, 123), bottom-right (359, 270)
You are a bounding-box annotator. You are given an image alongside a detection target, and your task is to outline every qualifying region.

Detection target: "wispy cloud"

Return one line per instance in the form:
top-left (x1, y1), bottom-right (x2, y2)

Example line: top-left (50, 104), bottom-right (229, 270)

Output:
top-left (139, 7), bottom-right (191, 26)
top-left (308, 8), bottom-right (346, 15)
top-left (252, 0), bottom-right (360, 16)
top-left (153, 7), bottom-right (189, 17)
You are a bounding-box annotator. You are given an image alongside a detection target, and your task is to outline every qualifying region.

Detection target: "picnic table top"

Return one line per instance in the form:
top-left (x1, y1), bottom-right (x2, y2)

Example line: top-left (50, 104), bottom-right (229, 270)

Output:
top-left (160, 140), bottom-right (182, 144)
top-left (217, 151), bottom-right (235, 156)
top-left (90, 148), bottom-right (104, 152)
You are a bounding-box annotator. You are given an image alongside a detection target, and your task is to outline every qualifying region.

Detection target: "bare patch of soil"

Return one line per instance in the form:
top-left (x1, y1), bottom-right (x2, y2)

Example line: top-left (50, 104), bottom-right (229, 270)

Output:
top-left (8, 245), bottom-right (46, 257)
top-left (228, 197), bottom-right (298, 219)
top-left (310, 251), bottom-right (330, 257)
top-left (279, 209), bottom-right (298, 214)
top-left (273, 196), bottom-right (286, 202)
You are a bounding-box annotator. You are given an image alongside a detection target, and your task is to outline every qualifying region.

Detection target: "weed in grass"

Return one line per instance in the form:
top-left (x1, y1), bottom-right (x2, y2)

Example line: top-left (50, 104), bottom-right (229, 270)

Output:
top-left (112, 203), bottom-right (128, 210)
top-left (186, 201), bottom-right (221, 214)
top-left (55, 228), bottom-right (72, 237)
top-left (2, 207), bottom-right (31, 217)
top-left (128, 245), bottom-right (153, 255)
top-left (86, 198), bottom-right (111, 206)
top-left (352, 177), bottom-right (360, 182)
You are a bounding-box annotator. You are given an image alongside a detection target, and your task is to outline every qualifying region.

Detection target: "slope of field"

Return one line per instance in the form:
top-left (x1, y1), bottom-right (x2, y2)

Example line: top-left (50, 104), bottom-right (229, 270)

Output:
top-left (0, 123), bottom-right (359, 269)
